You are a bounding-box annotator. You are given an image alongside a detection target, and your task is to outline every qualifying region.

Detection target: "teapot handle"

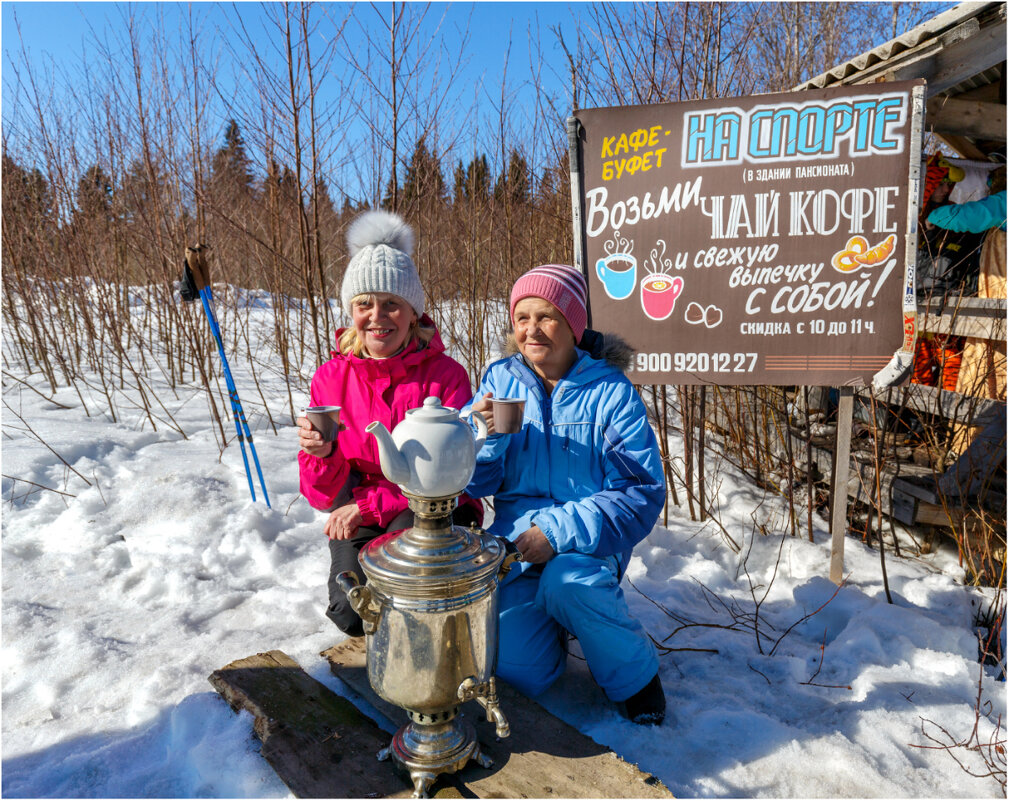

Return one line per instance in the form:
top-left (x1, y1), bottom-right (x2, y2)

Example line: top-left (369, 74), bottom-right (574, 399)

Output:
top-left (467, 410), bottom-right (488, 453)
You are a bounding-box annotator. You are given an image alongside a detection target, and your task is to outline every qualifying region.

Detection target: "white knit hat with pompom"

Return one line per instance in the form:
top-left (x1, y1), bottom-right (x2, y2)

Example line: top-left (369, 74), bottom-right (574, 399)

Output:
top-left (341, 210), bottom-right (424, 316)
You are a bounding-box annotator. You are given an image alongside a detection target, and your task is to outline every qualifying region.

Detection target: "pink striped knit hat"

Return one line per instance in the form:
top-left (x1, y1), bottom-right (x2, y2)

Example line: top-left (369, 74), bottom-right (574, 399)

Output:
top-left (509, 264), bottom-right (588, 342)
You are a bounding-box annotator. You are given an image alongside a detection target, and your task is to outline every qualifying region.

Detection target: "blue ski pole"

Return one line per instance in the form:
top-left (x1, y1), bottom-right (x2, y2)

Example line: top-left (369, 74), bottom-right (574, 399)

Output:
top-left (183, 246), bottom-right (271, 508)
top-left (200, 287), bottom-right (271, 508)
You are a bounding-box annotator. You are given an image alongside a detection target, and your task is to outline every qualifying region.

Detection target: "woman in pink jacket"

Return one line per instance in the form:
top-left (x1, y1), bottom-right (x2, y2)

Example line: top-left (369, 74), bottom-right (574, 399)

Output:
top-left (298, 210), bottom-right (476, 637)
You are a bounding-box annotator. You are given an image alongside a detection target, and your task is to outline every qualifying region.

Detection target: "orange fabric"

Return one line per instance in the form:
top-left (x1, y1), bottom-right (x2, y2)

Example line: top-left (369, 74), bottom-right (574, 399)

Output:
top-left (911, 337), bottom-right (937, 386)
top-left (912, 334), bottom-right (965, 391)
top-left (939, 340), bottom-right (963, 391)
top-left (921, 154), bottom-right (950, 213)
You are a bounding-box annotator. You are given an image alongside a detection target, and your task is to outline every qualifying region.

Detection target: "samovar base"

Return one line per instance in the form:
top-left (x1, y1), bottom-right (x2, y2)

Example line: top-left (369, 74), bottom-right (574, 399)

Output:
top-left (377, 713), bottom-right (492, 798)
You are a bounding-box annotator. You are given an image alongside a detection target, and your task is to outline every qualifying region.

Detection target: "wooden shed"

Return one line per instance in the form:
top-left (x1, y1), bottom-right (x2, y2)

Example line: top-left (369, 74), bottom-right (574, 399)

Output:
top-left (793, 1), bottom-right (1006, 575)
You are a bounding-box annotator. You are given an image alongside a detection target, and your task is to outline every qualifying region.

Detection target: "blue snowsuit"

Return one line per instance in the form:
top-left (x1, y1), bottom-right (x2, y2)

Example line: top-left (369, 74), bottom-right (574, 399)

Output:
top-left (463, 347), bottom-right (665, 701)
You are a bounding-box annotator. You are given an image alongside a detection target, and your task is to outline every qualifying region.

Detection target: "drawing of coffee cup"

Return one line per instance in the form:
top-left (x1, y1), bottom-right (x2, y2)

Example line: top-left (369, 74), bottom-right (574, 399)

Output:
top-left (595, 254), bottom-right (637, 300)
top-left (640, 274), bottom-right (683, 321)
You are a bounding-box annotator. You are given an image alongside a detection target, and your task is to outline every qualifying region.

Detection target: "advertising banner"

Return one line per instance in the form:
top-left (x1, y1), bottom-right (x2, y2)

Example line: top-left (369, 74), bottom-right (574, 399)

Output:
top-left (574, 80), bottom-right (924, 385)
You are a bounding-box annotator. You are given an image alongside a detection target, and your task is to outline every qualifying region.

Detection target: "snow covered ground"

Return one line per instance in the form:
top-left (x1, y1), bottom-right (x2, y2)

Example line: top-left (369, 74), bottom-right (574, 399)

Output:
top-left (2, 290), bottom-right (1005, 797)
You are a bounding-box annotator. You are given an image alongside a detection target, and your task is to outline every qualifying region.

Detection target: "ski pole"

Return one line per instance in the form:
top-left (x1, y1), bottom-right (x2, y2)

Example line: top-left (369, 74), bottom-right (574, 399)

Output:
top-left (183, 246), bottom-right (271, 508)
top-left (200, 284), bottom-right (271, 509)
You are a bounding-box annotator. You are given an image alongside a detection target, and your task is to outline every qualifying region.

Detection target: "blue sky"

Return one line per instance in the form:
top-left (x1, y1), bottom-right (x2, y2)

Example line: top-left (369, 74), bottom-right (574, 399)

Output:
top-left (2, 2), bottom-right (583, 200)
top-left (2, 2), bottom-right (580, 82)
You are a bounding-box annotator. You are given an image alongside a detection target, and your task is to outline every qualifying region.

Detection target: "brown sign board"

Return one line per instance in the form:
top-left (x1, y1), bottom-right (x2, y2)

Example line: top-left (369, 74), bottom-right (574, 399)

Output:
top-left (573, 80), bottom-right (925, 385)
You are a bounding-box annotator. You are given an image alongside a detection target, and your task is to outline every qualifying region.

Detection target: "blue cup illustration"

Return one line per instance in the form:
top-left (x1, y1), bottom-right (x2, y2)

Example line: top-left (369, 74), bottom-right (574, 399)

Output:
top-left (596, 254), bottom-right (637, 300)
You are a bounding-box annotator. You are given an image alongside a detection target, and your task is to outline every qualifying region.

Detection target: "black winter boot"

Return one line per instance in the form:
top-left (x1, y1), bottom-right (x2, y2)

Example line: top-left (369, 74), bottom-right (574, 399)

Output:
top-left (624, 673), bottom-right (665, 725)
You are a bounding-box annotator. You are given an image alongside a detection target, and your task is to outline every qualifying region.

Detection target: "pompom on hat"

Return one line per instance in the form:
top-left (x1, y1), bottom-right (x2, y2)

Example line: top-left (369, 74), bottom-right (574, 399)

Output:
top-left (341, 210), bottom-right (425, 316)
top-left (509, 264), bottom-right (588, 342)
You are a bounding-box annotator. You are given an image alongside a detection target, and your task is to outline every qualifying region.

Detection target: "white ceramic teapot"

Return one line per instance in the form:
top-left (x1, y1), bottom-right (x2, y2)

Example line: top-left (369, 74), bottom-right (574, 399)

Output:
top-left (366, 397), bottom-right (488, 498)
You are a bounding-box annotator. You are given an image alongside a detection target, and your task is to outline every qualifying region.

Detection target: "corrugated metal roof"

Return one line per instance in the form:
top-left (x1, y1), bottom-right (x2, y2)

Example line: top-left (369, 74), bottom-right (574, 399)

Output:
top-left (794, 1), bottom-right (1005, 90)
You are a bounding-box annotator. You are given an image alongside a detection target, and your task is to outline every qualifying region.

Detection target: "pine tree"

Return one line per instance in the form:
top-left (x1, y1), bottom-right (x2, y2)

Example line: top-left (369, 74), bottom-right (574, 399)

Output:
top-left (119, 157), bottom-right (170, 228)
top-left (311, 178), bottom-right (341, 271)
top-left (380, 168), bottom-right (399, 213)
top-left (2, 153), bottom-right (55, 274)
top-left (75, 164), bottom-right (114, 225)
top-left (402, 137), bottom-right (445, 205)
top-left (453, 154), bottom-right (490, 203)
top-left (278, 164), bottom-right (301, 207)
top-left (209, 120), bottom-right (256, 210)
top-left (2, 153), bottom-right (53, 227)
top-left (494, 149), bottom-right (530, 206)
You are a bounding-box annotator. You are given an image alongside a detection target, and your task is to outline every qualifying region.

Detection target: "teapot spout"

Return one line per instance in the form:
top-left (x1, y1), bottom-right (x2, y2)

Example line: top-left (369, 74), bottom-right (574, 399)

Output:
top-left (366, 421), bottom-right (411, 486)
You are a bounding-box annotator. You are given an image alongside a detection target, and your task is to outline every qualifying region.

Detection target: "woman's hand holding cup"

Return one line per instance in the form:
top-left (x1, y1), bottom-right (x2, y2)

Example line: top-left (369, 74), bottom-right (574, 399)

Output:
top-left (298, 406), bottom-right (343, 457)
top-left (472, 392), bottom-right (525, 435)
top-left (471, 392), bottom-right (496, 433)
top-left (298, 416), bottom-right (333, 457)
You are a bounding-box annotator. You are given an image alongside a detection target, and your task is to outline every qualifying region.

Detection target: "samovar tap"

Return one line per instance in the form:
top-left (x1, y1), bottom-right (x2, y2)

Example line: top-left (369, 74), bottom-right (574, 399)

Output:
top-left (458, 675), bottom-right (510, 739)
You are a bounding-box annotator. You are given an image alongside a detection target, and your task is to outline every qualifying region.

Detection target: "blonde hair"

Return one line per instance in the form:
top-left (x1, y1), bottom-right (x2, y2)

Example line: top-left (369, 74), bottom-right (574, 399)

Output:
top-left (338, 293), bottom-right (434, 357)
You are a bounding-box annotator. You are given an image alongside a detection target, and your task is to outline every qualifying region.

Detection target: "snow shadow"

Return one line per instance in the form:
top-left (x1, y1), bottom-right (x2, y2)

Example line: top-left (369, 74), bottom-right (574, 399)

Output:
top-left (1, 693), bottom-right (284, 798)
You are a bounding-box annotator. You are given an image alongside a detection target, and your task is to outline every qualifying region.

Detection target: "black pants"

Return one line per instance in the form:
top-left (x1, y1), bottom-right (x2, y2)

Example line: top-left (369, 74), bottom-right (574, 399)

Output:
top-left (325, 505), bottom-right (482, 637)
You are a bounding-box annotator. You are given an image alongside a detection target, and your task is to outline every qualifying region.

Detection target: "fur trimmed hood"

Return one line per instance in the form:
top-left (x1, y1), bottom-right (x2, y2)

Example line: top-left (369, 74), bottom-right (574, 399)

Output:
top-left (502, 328), bottom-right (634, 373)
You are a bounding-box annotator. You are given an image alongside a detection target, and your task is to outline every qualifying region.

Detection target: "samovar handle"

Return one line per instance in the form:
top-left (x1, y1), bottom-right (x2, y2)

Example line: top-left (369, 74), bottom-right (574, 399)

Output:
top-left (334, 572), bottom-right (382, 634)
top-left (496, 537), bottom-right (522, 579)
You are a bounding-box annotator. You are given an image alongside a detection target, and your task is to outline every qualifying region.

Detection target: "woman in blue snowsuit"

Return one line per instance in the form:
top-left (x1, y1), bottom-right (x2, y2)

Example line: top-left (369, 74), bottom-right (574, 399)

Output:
top-left (463, 264), bottom-right (667, 725)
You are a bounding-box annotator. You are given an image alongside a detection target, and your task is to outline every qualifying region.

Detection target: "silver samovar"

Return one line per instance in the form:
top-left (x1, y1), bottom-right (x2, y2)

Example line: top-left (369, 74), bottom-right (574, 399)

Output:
top-left (335, 397), bottom-right (518, 798)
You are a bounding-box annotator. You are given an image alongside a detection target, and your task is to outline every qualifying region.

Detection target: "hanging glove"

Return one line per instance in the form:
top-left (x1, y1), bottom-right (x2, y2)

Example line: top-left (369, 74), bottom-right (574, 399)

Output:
top-left (178, 262), bottom-right (199, 302)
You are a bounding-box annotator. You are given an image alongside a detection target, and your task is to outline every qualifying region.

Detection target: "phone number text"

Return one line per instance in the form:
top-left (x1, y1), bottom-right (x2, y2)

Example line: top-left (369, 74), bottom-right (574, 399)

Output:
top-left (631, 351), bottom-right (759, 373)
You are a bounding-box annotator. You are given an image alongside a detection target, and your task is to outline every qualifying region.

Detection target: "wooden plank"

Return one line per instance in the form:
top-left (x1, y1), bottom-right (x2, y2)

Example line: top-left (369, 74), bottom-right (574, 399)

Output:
top-left (322, 639), bottom-right (674, 800)
top-left (830, 387), bottom-right (855, 584)
top-left (890, 485), bottom-right (920, 525)
top-left (926, 96), bottom-right (1007, 141)
top-left (890, 477), bottom-right (974, 527)
top-left (892, 473), bottom-right (944, 504)
top-left (938, 413), bottom-right (1007, 497)
top-left (856, 383), bottom-right (1005, 427)
top-left (909, 499), bottom-right (969, 528)
top-left (701, 383), bottom-right (1004, 536)
top-left (923, 18), bottom-right (1007, 97)
top-left (950, 83), bottom-right (1002, 103)
top-left (849, 457), bottom-right (916, 507)
top-left (917, 296), bottom-right (1007, 341)
top-left (888, 18), bottom-right (1008, 98)
top-left (933, 132), bottom-right (988, 160)
top-left (208, 650), bottom-right (414, 799)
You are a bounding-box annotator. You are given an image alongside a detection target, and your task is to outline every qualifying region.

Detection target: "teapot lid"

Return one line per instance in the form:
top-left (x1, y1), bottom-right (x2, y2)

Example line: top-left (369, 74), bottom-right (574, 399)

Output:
top-left (404, 396), bottom-right (458, 422)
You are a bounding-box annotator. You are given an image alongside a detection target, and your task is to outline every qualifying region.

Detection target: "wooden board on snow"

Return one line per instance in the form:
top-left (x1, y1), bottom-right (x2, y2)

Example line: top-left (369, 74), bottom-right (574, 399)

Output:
top-left (322, 638), bottom-right (673, 799)
top-left (208, 650), bottom-right (414, 798)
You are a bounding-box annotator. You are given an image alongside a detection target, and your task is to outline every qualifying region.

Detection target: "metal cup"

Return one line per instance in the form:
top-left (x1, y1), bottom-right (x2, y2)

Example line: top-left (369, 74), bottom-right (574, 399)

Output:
top-left (303, 405), bottom-right (341, 443)
top-left (491, 398), bottom-right (525, 434)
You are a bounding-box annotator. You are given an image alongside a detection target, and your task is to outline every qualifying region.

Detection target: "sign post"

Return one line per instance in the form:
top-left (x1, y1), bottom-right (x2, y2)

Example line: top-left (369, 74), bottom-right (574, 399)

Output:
top-left (830, 386), bottom-right (855, 584)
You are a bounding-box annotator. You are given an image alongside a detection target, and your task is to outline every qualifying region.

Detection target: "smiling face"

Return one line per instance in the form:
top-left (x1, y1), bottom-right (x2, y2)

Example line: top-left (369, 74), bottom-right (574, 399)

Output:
top-left (351, 293), bottom-right (417, 358)
top-left (512, 296), bottom-right (577, 382)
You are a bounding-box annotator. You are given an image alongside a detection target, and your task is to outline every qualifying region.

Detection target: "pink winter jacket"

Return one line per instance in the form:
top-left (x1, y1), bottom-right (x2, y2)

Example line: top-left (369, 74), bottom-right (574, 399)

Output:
top-left (299, 318), bottom-right (475, 528)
